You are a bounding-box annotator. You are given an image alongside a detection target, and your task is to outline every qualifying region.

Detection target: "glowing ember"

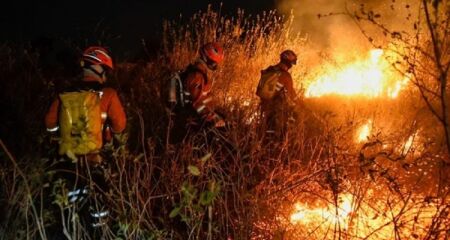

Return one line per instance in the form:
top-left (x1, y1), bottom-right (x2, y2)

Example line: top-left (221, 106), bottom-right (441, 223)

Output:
top-left (404, 134), bottom-right (415, 152)
top-left (305, 49), bottom-right (407, 98)
top-left (400, 131), bottom-right (420, 156)
top-left (290, 194), bottom-right (353, 226)
top-left (357, 120), bottom-right (372, 142)
top-left (287, 192), bottom-right (444, 240)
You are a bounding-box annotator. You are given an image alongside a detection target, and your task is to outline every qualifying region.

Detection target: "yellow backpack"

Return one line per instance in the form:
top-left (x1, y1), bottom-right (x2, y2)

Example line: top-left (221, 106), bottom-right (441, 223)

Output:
top-left (256, 69), bottom-right (282, 100)
top-left (58, 91), bottom-right (103, 159)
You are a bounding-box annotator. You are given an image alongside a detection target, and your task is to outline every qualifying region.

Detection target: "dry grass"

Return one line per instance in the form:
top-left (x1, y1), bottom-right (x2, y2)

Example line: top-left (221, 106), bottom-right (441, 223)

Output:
top-left (0, 6), bottom-right (449, 240)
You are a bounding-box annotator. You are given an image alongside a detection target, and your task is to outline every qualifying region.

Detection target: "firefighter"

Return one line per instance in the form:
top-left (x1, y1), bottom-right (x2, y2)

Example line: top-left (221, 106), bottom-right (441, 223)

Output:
top-left (257, 50), bottom-right (298, 139)
top-left (45, 46), bottom-right (126, 236)
top-left (170, 42), bottom-right (225, 143)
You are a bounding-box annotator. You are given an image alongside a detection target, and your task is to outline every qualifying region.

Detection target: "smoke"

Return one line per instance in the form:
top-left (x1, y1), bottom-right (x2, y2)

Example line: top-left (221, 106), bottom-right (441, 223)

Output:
top-left (276, 0), bottom-right (420, 64)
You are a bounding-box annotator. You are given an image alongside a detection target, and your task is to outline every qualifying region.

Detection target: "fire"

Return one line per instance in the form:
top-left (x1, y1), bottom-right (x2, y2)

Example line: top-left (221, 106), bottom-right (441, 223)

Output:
top-left (357, 119), bottom-right (372, 142)
top-left (288, 192), bottom-right (443, 240)
top-left (290, 194), bottom-right (353, 226)
top-left (305, 49), bottom-right (407, 98)
top-left (403, 133), bottom-right (415, 152)
top-left (400, 131), bottom-right (421, 156)
top-left (387, 76), bottom-right (409, 99)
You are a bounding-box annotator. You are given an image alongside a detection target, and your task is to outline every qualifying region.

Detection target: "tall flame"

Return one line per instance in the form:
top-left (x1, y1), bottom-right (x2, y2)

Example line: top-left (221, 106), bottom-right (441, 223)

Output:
top-left (305, 49), bottom-right (406, 98)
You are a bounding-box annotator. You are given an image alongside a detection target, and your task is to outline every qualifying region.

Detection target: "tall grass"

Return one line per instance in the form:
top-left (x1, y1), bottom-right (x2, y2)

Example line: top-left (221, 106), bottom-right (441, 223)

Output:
top-left (1, 5), bottom-right (449, 240)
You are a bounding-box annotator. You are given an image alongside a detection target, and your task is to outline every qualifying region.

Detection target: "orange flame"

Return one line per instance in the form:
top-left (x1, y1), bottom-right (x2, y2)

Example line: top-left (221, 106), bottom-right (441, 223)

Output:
top-left (357, 119), bottom-right (372, 143)
top-left (305, 49), bottom-right (406, 98)
top-left (288, 191), bottom-right (442, 239)
top-left (290, 194), bottom-right (353, 225)
top-left (400, 131), bottom-right (421, 156)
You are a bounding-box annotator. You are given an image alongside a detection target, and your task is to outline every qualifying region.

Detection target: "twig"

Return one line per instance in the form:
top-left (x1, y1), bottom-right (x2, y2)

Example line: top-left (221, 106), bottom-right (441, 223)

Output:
top-left (0, 139), bottom-right (47, 240)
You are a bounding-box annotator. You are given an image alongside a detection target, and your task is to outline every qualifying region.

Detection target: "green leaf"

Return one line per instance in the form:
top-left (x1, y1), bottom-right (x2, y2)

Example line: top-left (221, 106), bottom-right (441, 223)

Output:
top-left (181, 182), bottom-right (197, 203)
top-left (169, 207), bottom-right (181, 218)
top-left (133, 153), bottom-right (145, 163)
top-left (188, 165), bottom-right (201, 176)
top-left (199, 191), bottom-right (215, 206)
top-left (200, 153), bottom-right (212, 163)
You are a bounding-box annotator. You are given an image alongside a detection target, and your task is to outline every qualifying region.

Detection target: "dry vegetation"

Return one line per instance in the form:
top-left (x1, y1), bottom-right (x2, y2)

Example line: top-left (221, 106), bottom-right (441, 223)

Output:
top-left (0, 5), bottom-right (449, 240)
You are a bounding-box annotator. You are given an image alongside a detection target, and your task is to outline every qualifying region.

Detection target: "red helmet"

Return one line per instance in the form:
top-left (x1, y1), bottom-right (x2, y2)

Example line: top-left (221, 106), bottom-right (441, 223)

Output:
top-left (280, 50), bottom-right (297, 65)
top-left (200, 42), bottom-right (224, 64)
top-left (81, 46), bottom-right (113, 69)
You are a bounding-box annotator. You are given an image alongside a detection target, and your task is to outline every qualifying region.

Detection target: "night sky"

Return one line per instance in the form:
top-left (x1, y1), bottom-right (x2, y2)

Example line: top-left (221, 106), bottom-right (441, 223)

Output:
top-left (1, 0), bottom-right (275, 58)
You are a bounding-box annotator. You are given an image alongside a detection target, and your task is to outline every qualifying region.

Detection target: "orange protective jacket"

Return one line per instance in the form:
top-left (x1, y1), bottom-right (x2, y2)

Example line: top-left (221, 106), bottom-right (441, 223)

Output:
top-left (260, 63), bottom-right (296, 111)
top-left (183, 61), bottom-right (218, 122)
top-left (45, 82), bottom-right (126, 134)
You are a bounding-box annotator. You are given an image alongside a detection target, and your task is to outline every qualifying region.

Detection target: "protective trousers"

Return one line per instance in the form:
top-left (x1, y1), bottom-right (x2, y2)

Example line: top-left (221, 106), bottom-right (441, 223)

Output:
top-left (51, 155), bottom-right (110, 237)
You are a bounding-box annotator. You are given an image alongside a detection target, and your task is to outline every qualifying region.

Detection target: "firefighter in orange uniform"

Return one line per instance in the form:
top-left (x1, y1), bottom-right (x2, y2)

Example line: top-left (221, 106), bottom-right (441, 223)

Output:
top-left (258, 50), bottom-right (298, 139)
top-left (45, 46), bottom-right (126, 235)
top-left (170, 42), bottom-right (225, 143)
top-left (45, 47), bottom-right (126, 139)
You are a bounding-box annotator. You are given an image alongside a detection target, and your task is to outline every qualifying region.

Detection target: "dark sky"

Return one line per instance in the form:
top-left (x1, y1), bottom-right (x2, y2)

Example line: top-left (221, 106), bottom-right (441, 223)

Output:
top-left (1, 0), bottom-right (275, 57)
